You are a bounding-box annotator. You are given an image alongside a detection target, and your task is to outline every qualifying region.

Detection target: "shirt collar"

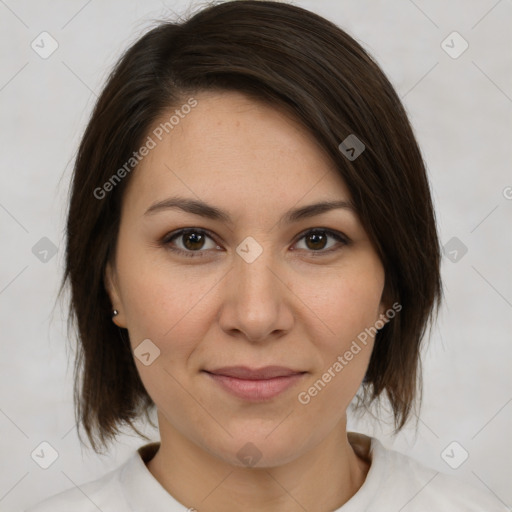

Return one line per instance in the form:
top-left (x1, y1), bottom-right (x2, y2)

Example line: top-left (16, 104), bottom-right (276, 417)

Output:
top-left (119, 441), bottom-right (190, 511)
top-left (119, 434), bottom-right (383, 511)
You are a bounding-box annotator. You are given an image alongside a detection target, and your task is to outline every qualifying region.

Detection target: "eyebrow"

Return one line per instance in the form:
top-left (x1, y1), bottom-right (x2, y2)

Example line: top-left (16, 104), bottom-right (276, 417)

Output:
top-left (144, 196), bottom-right (355, 224)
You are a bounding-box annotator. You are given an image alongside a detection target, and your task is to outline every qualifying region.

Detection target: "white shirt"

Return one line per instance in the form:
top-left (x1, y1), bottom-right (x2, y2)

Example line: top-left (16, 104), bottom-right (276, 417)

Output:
top-left (26, 434), bottom-right (507, 511)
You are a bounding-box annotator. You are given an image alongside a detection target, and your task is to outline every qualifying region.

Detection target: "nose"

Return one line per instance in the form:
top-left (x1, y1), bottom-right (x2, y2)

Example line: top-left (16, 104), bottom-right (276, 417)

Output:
top-left (217, 240), bottom-right (294, 343)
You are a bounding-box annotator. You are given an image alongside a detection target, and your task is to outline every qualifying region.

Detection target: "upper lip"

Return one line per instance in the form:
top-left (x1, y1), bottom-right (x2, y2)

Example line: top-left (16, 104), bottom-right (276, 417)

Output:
top-left (205, 366), bottom-right (305, 380)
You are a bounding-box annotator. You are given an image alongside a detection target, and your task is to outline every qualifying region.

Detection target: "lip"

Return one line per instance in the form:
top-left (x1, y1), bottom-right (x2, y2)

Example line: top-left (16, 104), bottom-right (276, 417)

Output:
top-left (203, 366), bottom-right (306, 401)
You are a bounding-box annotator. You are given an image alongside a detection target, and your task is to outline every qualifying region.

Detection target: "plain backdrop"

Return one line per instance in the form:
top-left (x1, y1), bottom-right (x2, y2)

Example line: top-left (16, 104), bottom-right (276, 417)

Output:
top-left (1, 0), bottom-right (511, 510)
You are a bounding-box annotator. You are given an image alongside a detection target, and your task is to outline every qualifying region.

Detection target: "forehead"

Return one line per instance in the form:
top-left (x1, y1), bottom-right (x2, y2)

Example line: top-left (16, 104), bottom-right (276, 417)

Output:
top-left (122, 90), bottom-right (351, 215)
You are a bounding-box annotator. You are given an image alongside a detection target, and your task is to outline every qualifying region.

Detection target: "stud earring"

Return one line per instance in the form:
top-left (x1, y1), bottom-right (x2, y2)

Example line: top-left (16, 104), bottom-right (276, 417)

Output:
top-left (112, 309), bottom-right (119, 317)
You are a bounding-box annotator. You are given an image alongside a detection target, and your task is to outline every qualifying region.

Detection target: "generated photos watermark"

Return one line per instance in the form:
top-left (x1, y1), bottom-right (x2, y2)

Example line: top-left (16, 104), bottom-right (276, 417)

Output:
top-left (93, 97), bottom-right (198, 200)
top-left (297, 301), bottom-right (402, 405)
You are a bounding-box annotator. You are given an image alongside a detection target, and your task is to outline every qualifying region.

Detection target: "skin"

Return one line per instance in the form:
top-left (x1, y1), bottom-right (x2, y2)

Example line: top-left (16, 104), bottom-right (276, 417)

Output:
top-left (105, 90), bottom-right (390, 511)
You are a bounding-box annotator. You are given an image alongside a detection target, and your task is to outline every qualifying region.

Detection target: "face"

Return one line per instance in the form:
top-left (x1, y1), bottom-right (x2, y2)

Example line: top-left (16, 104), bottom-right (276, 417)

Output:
top-left (105, 90), bottom-right (389, 468)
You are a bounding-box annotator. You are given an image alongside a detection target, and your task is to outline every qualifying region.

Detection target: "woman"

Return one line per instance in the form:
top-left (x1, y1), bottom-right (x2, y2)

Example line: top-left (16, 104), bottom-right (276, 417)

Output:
top-left (28, 1), bottom-right (506, 510)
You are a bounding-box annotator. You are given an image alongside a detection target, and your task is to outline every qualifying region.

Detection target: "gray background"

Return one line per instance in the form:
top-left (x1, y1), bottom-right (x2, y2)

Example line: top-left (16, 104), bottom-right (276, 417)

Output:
top-left (1, 0), bottom-right (511, 510)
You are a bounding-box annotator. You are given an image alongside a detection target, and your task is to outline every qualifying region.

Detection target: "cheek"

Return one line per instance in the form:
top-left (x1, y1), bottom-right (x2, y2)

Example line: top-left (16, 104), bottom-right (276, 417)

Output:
top-left (297, 259), bottom-right (384, 350)
top-left (115, 257), bottom-right (215, 421)
top-left (294, 274), bottom-right (381, 422)
top-left (292, 258), bottom-right (383, 408)
top-left (114, 247), bottom-right (221, 373)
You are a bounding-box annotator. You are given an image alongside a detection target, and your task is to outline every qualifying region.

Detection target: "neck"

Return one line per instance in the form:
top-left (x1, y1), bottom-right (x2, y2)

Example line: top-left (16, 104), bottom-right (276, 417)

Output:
top-left (146, 417), bottom-right (371, 512)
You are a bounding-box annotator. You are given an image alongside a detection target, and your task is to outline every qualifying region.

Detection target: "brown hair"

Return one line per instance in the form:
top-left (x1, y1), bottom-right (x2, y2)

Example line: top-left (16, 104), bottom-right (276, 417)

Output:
top-left (59, 0), bottom-right (442, 453)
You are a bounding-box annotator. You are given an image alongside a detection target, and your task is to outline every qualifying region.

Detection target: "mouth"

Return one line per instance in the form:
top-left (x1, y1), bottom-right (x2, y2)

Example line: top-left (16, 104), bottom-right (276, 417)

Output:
top-left (202, 366), bottom-right (307, 401)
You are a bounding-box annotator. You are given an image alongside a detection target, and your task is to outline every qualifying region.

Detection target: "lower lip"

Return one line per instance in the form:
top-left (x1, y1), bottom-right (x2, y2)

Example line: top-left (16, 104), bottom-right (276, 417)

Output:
top-left (204, 372), bottom-right (306, 401)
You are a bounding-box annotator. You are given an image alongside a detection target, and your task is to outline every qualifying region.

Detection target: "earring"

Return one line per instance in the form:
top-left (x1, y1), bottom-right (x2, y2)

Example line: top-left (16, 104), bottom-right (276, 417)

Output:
top-left (112, 309), bottom-right (119, 317)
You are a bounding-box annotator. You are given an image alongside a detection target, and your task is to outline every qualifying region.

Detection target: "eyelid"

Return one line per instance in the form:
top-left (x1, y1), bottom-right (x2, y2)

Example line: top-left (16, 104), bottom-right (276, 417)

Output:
top-left (161, 228), bottom-right (220, 258)
top-left (292, 228), bottom-right (349, 257)
top-left (161, 227), bottom-right (350, 258)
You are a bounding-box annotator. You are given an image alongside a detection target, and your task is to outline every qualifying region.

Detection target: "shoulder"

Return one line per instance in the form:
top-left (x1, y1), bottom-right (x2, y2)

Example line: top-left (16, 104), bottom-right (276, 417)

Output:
top-left (26, 441), bottom-right (189, 512)
top-left (26, 460), bottom-right (128, 512)
top-left (367, 438), bottom-right (508, 512)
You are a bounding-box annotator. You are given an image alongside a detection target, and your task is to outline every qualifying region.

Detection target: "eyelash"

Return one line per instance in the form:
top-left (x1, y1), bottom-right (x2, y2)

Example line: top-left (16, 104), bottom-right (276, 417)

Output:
top-left (160, 228), bottom-right (350, 259)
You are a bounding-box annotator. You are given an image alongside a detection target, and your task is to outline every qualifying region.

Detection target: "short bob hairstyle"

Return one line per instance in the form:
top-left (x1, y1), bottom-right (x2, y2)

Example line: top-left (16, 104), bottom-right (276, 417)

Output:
top-left (59, 0), bottom-right (442, 453)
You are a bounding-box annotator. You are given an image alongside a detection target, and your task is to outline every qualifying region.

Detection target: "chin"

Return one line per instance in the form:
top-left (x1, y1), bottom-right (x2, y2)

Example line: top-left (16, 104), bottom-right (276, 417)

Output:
top-left (204, 428), bottom-right (307, 469)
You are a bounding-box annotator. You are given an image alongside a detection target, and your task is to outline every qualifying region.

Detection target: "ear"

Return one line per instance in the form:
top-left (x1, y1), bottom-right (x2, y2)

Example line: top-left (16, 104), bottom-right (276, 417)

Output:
top-left (104, 262), bottom-right (127, 328)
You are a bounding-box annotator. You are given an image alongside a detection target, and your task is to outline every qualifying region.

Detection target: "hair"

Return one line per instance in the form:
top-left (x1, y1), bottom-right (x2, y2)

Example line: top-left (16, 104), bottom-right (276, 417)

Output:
top-left (58, 0), bottom-right (442, 453)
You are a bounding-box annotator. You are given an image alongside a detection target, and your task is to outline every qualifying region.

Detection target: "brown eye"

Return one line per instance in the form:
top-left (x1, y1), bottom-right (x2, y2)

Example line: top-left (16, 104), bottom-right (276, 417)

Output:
top-left (294, 229), bottom-right (349, 254)
top-left (304, 231), bottom-right (328, 250)
top-left (163, 228), bottom-right (219, 258)
top-left (161, 227), bottom-right (349, 259)
top-left (181, 231), bottom-right (206, 251)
